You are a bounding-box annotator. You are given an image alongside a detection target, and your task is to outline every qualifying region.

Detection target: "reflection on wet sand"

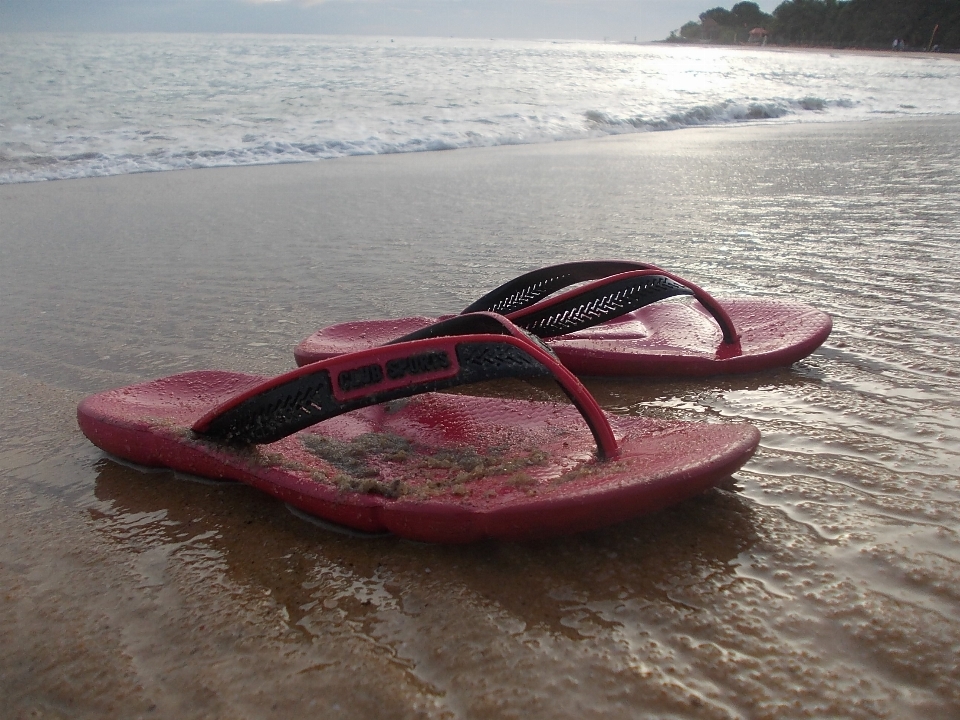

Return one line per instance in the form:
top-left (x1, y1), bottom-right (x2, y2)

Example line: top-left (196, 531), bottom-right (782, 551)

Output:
top-left (92, 458), bottom-right (761, 640)
top-left (89, 455), bottom-right (769, 716)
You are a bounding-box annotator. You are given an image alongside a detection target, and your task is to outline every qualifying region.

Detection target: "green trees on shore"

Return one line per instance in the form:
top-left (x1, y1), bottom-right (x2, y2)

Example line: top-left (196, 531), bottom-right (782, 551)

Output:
top-left (677, 2), bottom-right (775, 44)
top-left (669, 0), bottom-right (959, 51)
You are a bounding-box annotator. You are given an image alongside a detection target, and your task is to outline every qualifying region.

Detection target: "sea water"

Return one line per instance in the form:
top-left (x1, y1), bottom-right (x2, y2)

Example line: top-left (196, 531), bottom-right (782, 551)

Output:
top-left (2, 33), bottom-right (959, 184)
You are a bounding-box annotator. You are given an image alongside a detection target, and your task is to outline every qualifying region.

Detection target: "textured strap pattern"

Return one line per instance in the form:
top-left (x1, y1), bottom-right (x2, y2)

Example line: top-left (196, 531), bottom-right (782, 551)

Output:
top-left (463, 260), bottom-right (656, 315)
top-left (508, 272), bottom-right (692, 339)
top-left (200, 372), bottom-right (338, 445)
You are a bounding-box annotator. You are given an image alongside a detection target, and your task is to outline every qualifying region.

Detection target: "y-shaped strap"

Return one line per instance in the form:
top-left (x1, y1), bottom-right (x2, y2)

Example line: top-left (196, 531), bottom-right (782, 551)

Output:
top-left (462, 260), bottom-right (740, 344)
top-left (193, 313), bottom-right (619, 459)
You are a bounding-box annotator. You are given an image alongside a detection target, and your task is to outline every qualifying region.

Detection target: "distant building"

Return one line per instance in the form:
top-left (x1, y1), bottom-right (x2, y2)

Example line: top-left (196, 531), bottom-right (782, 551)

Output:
top-left (748, 28), bottom-right (769, 44)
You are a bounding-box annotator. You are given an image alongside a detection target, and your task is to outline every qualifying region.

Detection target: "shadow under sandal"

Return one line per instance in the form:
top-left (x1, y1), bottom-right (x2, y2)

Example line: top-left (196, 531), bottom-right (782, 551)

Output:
top-left (78, 313), bottom-right (760, 543)
top-left (294, 260), bottom-right (833, 377)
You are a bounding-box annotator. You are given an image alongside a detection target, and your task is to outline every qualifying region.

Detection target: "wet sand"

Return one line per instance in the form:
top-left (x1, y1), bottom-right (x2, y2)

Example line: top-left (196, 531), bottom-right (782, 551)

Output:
top-left (2, 118), bottom-right (959, 719)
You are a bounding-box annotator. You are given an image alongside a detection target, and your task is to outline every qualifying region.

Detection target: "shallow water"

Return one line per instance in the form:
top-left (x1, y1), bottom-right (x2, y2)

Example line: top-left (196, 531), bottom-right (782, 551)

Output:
top-left (1, 118), bottom-right (959, 718)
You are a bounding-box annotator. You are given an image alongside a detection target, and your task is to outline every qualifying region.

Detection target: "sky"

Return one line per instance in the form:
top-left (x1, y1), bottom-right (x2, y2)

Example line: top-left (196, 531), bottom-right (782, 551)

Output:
top-left (0, 0), bottom-right (782, 42)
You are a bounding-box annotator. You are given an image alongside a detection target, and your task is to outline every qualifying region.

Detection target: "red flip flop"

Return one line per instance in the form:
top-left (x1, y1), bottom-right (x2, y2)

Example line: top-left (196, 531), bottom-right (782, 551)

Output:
top-left (78, 314), bottom-right (760, 543)
top-left (295, 261), bottom-right (832, 377)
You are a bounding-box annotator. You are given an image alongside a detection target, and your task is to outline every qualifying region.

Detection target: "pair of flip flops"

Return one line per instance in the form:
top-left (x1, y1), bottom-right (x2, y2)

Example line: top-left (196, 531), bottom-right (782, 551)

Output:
top-left (78, 261), bottom-right (831, 543)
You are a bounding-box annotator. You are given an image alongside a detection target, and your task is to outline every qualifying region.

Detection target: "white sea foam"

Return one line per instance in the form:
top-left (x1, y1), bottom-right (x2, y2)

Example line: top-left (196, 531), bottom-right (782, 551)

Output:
top-left (2, 34), bottom-right (958, 184)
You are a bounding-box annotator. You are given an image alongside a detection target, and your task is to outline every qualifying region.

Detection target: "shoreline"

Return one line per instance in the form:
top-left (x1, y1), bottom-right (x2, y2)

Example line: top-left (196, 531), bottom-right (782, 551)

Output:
top-left (649, 39), bottom-right (960, 60)
top-left (4, 113), bottom-right (958, 188)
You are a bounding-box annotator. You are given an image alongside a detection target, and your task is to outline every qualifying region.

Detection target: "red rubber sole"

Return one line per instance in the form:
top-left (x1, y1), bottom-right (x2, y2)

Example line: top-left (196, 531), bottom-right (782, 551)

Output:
top-left (294, 298), bottom-right (832, 377)
top-left (78, 371), bottom-right (759, 543)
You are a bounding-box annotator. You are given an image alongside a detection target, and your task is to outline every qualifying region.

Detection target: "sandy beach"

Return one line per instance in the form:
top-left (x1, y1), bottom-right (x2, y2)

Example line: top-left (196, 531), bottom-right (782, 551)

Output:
top-left (656, 42), bottom-right (960, 61)
top-left (2, 117), bottom-right (959, 718)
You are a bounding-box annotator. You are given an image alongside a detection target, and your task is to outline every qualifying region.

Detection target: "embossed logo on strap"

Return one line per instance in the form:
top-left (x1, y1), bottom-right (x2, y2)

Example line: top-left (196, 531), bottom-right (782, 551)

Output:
top-left (328, 343), bottom-right (461, 402)
top-left (386, 350), bottom-right (451, 380)
top-left (338, 363), bottom-right (385, 392)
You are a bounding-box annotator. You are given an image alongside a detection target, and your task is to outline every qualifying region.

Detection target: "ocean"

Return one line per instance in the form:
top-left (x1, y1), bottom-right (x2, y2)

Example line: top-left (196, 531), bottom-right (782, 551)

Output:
top-left (2, 33), bottom-right (959, 184)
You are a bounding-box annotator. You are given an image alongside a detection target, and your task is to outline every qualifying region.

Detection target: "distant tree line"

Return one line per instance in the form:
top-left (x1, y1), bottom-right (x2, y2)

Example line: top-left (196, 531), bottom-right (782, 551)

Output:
top-left (668, 0), bottom-right (959, 51)
top-left (674, 2), bottom-right (775, 44)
